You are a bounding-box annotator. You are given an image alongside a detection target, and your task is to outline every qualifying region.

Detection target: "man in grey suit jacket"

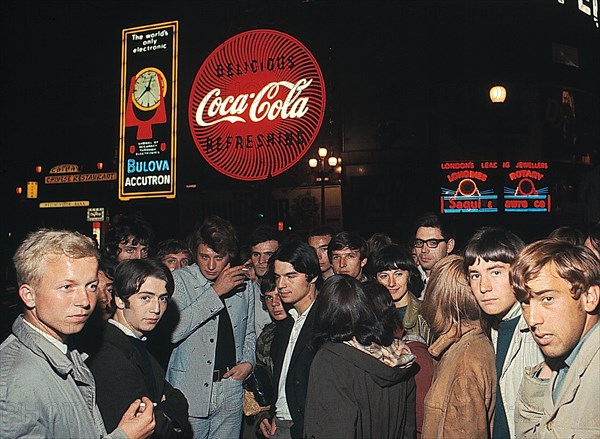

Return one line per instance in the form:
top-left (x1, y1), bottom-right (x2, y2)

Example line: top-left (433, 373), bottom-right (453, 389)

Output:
top-left (167, 215), bottom-right (256, 439)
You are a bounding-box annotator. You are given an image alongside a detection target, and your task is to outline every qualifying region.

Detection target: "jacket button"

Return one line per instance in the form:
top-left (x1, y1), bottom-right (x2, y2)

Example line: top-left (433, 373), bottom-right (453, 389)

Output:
top-left (207, 360), bottom-right (212, 364)
top-left (210, 338), bottom-right (214, 343)
top-left (204, 383), bottom-right (209, 387)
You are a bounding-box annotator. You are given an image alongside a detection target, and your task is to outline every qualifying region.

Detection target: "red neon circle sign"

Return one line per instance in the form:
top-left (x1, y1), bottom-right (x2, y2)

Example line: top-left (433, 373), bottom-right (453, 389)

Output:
top-left (189, 30), bottom-right (326, 181)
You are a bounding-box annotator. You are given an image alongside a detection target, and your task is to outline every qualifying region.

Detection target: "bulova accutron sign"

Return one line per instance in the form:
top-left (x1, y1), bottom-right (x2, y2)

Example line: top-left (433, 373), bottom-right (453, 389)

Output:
top-left (189, 30), bottom-right (326, 181)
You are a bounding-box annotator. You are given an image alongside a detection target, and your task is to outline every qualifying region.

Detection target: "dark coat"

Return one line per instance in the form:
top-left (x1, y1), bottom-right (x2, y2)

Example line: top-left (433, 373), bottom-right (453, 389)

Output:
top-left (304, 342), bottom-right (417, 439)
top-left (269, 306), bottom-right (317, 439)
top-left (88, 323), bottom-right (190, 438)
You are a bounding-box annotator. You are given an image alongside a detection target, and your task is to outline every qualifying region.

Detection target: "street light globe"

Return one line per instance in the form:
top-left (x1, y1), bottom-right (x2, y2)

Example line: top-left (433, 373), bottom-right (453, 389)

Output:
top-left (328, 156), bottom-right (338, 167)
top-left (308, 158), bottom-right (318, 168)
top-left (318, 147), bottom-right (328, 158)
top-left (489, 85), bottom-right (507, 103)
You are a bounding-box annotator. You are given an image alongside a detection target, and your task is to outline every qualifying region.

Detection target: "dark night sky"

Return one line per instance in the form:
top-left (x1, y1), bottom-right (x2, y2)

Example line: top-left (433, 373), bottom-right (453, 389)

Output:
top-left (3, 1), bottom-right (597, 168)
top-left (1, 0), bottom-right (598, 240)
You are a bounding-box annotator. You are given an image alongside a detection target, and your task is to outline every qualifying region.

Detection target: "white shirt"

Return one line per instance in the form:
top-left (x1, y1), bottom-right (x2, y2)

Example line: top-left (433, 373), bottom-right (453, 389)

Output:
top-left (416, 265), bottom-right (428, 300)
top-left (275, 300), bottom-right (315, 420)
top-left (23, 317), bottom-right (68, 354)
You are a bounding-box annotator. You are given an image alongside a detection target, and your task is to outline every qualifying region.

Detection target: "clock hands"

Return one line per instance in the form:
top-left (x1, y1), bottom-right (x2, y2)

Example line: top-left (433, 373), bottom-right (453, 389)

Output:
top-left (132, 68), bottom-right (165, 110)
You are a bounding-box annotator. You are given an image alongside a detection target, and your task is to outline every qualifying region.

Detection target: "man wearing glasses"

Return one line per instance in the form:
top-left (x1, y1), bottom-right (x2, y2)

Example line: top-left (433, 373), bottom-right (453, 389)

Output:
top-left (412, 212), bottom-right (456, 297)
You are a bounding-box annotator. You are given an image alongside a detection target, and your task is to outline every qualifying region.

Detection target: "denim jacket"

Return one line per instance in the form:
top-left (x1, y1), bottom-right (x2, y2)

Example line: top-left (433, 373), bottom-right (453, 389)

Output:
top-left (0, 316), bottom-right (127, 439)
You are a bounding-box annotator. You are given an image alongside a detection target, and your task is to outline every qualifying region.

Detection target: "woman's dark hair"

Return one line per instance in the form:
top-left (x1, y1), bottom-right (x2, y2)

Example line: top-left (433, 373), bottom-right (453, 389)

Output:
top-left (362, 280), bottom-right (402, 338)
top-left (112, 258), bottom-right (175, 308)
top-left (311, 275), bottom-right (394, 349)
top-left (366, 244), bottom-right (424, 296)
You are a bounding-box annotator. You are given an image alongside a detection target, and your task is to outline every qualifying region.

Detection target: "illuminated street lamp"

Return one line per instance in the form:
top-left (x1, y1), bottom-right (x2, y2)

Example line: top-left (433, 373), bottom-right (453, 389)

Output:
top-left (489, 85), bottom-right (507, 103)
top-left (308, 146), bottom-right (341, 224)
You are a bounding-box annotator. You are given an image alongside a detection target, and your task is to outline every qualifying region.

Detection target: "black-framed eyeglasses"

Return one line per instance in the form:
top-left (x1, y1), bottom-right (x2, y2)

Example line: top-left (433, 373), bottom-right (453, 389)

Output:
top-left (414, 238), bottom-right (446, 249)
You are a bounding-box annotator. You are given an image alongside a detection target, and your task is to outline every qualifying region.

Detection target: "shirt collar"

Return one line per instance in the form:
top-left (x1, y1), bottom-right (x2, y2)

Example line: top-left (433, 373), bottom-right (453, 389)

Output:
top-left (289, 298), bottom-right (316, 321)
top-left (564, 320), bottom-right (599, 368)
top-left (503, 301), bottom-right (522, 321)
top-left (22, 317), bottom-right (68, 354)
top-left (109, 318), bottom-right (147, 341)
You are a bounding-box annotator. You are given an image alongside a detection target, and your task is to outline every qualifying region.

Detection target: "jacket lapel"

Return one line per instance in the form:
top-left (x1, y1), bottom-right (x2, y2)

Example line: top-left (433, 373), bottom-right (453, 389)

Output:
top-left (288, 306), bottom-right (316, 370)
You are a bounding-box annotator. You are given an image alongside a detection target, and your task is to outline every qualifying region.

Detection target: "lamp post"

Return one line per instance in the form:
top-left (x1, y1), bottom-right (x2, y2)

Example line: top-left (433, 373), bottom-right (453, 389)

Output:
top-left (308, 146), bottom-right (341, 225)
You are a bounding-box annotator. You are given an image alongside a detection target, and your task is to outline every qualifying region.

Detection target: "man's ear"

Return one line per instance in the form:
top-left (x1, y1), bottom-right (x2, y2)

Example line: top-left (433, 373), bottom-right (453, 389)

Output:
top-left (114, 296), bottom-right (126, 310)
top-left (360, 258), bottom-right (368, 268)
top-left (308, 275), bottom-right (318, 285)
top-left (446, 238), bottom-right (456, 254)
top-left (18, 284), bottom-right (35, 309)
top-left (583, 285), bottom-right (600, 313)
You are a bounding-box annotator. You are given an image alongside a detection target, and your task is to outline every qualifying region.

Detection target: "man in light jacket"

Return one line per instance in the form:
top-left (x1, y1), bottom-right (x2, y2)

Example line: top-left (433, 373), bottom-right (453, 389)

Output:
top-left (166, 215), bottom-right (256, 439)
top-left (511, 239), bottom-right (600, 438)
top-left (0, 228), bottom-right (155, 439)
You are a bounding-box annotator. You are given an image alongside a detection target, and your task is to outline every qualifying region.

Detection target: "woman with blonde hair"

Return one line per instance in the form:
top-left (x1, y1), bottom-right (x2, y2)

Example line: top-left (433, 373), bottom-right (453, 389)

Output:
top-left (420, 255), bottom-right (496, 439)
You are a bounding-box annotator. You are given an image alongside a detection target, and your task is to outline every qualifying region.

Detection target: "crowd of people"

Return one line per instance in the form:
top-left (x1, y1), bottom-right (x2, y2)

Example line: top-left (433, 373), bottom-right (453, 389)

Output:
top-left (0, 211), bottom-right (599, 439)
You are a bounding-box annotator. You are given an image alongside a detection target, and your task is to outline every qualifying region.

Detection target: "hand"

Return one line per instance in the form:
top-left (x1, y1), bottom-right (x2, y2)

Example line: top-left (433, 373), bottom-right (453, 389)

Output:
top-left (117, 396), bottom-right (156, 439)
top-left (223, 361), bottom-right (253, 381)
top-left (213, 263), bottom-right (247, 296)
top-left (259, 417), bottom-right (277, 437)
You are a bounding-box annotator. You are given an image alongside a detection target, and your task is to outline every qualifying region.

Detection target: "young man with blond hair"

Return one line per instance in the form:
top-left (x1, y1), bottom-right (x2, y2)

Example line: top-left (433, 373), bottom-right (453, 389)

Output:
top-left (1, 229), bottom-right (155, 439)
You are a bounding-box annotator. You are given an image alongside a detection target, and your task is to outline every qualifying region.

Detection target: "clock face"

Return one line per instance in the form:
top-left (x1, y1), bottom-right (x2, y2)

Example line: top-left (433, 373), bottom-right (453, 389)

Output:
top-left (132, 67), bottom-right (167, 111)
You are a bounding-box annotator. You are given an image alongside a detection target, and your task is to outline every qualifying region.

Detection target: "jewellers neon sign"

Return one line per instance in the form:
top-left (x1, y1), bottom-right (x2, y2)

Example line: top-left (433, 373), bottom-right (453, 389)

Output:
top-left (441, 161), bottom-right (499, 213)
top-left (440, 161), bottom-right (551, 213)
top-left (189, 29), bottom-right (326, 181)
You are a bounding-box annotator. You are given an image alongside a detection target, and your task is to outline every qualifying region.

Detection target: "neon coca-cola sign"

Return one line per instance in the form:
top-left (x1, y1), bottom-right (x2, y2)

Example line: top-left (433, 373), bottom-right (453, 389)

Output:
top-left (189, 29), bottom-right (326, 181)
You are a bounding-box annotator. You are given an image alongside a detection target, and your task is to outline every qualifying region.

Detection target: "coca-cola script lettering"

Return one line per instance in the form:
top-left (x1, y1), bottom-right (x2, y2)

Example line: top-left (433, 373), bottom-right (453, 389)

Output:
top-left (196, 79), bottom-right (312, 126)
top-left (188, 29), bottom-right (325, 181)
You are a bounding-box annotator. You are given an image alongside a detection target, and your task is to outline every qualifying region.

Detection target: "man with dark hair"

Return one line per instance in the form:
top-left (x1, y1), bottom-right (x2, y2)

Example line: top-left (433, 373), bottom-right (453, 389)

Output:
top-left (511, 239), bottom-right (599, 437)
top-left (412, 212), bottom-right (456, 291)
top-left (259, 241), bottom-right (320, 439)
top-left (166, 215), bottom-right (256, 439)
top-left (96, 256), bottom-right (118, 320)
top-left (248, 225), bottom-right (283, 281)
top-left (155, 239), bottom-right (192, 272)
top-left (464, 227), bottom-right (542, 439)
top-left (90, 259), bottom-right (190, 438)
top-left (247, 225), bottom-right (284, 334)
top-left (307, 225), bottom-right (335, 280)
top-left (328, 231), bottom-right (368, 281)
top-left (103, 213), bottom-right (154, 262)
